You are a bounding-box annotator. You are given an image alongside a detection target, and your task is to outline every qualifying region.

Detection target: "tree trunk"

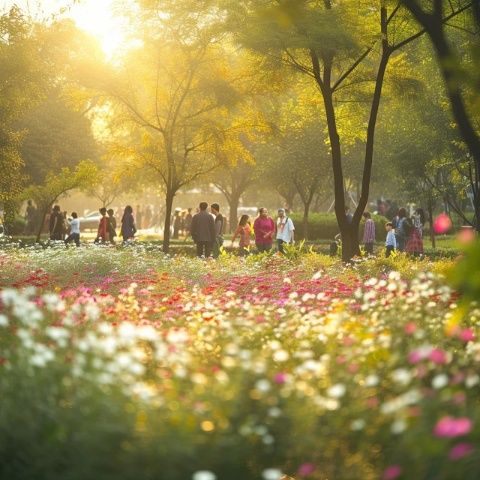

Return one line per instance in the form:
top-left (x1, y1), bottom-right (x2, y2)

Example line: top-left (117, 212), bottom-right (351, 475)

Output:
top-left (314, 54), bottom-right (353, 261)
top-left (36, 204), bottom-right (51, 243)
top-left (341, 224), bottom-right (359, 262)
top-left (162, 188), bottom-right (175, 253)
top-left (352, 7), bottom-right (390, 261)
top-left (427, 194), bottom-right (436, 250)
top-left (402, 2), bottom-right (480, 233)
top-left (229, 193), bottom-right (240, 233)
top-left (3, 199), bottom-right (16, 234)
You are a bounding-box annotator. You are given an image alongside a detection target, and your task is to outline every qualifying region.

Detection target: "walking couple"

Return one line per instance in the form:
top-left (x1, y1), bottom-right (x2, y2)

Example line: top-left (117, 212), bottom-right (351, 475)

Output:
top-left (190, 202), bottom-right (224, 258)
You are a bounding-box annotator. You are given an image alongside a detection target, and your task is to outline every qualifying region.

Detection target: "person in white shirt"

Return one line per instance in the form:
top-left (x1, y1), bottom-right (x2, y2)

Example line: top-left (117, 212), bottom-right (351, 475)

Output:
top-left (65, 212), bottom-right (81, 247)
top-left (385, 222), bottom-right (396, 257)
top-left (276, 208), bottom-right (295, 253)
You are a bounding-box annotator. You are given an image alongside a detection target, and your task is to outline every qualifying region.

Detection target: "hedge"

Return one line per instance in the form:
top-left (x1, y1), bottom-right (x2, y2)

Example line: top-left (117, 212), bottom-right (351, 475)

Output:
top-left (290, 212), bottom-right (389, 240)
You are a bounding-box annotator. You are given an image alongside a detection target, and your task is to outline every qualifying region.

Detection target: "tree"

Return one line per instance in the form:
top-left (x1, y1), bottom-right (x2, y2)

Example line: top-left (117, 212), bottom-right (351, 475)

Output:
top-left (22, 160), bottom-right (98, 242)
top-left (80, 21), bottom-right (244, 251)
top-left (258, 121), bottom-right (330, 239)
top-left (1, 7), bottom-right (101, 229)
top-left (401, 0), bottom-right (480, 229)
top-left (0, 7), bottom-right (44, 228)
top-left (216, 0), bottom-right (473, 260)
top-left (214, 160), bottom-right (257, 233)
top-left (18, 90), bottom-right (99, 184)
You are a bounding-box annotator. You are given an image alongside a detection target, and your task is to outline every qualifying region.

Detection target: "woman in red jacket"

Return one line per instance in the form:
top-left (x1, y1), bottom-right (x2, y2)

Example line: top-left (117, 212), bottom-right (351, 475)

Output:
top-left (96, 207), bottom-right (109, 243)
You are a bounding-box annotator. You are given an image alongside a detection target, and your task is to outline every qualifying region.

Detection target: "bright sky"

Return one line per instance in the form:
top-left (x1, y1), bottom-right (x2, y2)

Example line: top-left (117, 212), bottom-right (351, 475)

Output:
top-left (0, 0), bottom-right (130, 58)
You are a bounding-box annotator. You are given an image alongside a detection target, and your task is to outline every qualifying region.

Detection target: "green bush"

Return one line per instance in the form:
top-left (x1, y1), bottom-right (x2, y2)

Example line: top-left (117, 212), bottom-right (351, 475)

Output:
top-left (4, 216), bottom-right (27, 236)
top-left (290, 213), bottom-right (389, 240)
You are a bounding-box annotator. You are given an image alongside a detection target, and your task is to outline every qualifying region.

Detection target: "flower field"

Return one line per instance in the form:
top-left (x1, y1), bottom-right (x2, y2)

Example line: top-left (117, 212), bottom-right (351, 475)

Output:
top-left (1, 243), bottom-right (480, 480)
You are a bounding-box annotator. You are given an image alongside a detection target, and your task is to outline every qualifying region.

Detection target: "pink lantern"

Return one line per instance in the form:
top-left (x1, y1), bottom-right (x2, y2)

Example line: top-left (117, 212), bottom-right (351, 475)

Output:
top-left (433, 213), bottom-right (452, 234)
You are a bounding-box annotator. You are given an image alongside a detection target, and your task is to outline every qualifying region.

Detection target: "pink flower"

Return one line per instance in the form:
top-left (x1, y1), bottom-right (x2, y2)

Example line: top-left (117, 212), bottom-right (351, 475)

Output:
top-left (457, 227), bottom-right (476, 244)
top-left (408, 350), bottom-right (423, 364)
top-left (433, 213), bottom-right (452, 234)
top-left (297, 463), bottom-right (315, 476)
top-left (404, 322), bottom-right (416, 335)
top-left (382, 465), bottom-right (402, 479)
top-left (449, 443), bottom-right (474, 460)
top-left (428, 348), bottom-right (448, 365)
top-left (434, 416), bottom-right (472, 438)
top-left (458, 328), bottom-right (475, 342)
top-left (274, 372), bottom-right (287, 384)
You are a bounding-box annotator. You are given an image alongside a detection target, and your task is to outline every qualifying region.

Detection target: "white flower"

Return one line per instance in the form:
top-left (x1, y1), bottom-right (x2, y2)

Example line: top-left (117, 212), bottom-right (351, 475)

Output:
top-left (167, 329), bottom-right (189, 343)
top-left (262, 468), bottom-right (283, 480)
top-left (273, 350), bottom-right (289, 362)
top-left (137, 325), bottom-right (157, 341)
top-left (45, 327), bottom-right (69, 342)
top-left (262, 434), bottom-right (275, 445)
top-left (0, 314), bottom-right (8, 327)
top-left (268, 407), bottom-right (282, 418)
top-left (118, 322), bottom-right (136, 338)
top-left (255, 379), bottom-right (271, 393)
top-left (431, 374), bottom-right (449, 389)
top-left (391, 419), bottom-right (407, 434)
top-left (365, 374), bottom-right (379, 387)
top-left (192, 471), bottom-right (216, 480)
top-left (98, 323), bottom-right (114, 335)
top-left (268, 340), bottom-right (281, 351)
top-left (466, 374), bottom-right (480, 388)
top-left (312, 271), bottom-right (322, 280)
top-left (30, 354), bottom-right (48, 367)
top-left (350, 419), bottom-right (366, 431)
top-left (391, 369), bottom-right (412, 386)
top-left (327, 383), bottom-right (346, 398)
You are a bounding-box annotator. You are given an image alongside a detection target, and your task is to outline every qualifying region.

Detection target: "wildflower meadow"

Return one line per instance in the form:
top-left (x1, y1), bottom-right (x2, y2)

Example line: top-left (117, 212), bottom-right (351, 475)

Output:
top-left (1, 241), bottom-right (480, 480)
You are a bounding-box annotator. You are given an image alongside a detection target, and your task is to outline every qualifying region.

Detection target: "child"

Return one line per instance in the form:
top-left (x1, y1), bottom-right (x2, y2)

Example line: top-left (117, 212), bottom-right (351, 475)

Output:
top-left (385, 222), bottom-right (396, 257)
top-left (232, 215), bottom-right (252, 257)
top-left (65, 212), bottom-right (80, 247)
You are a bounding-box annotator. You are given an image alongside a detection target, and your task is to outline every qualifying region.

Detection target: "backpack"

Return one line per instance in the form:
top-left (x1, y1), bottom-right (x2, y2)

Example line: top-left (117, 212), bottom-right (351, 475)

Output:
top-left (403, 217), bottom-right (414, 237)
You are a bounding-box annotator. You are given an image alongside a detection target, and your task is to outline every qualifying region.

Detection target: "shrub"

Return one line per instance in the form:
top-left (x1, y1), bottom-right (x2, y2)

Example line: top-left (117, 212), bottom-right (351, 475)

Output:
top-left (290, 213), bottom-right (389, 240)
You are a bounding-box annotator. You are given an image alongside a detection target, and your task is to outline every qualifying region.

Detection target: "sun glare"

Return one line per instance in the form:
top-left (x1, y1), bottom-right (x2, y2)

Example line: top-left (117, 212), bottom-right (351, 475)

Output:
top-left (70, 0), bottom-right (129, 59)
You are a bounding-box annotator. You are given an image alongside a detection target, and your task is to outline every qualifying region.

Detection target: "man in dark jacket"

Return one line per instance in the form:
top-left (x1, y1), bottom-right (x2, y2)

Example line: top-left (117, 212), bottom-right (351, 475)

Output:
top-left (49, 205), bottom-right (64, 241)
top-left (190, 202), bottom-right (216, 258)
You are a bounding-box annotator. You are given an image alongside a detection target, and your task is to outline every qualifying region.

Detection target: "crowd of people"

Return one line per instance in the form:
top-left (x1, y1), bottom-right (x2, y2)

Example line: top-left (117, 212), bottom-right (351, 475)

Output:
top-left (23, 198), bottom-right (429, 258)
top-left (46, 204), bottom-right (137, 246)
top-left (360, 206), bottom-right (426, 257)
top-left (189, 203), bottom-right (295, 258)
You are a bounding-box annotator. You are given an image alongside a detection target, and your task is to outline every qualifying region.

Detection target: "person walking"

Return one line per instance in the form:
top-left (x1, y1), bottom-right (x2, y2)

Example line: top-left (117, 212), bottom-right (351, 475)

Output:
top-left (95, 207), bottom-right (109, 243)
top-left (405, 215), bottom-right (423, 256)
top-left (184, 208), bottom-right (193, 237)
top-left (232, 214), bottom-right (252, 256)
top-left (362, 212), bottom-right (376, 255)
top-left (65, 212), bottom-right (81, 247)
top-left (394, 207), bottom-right (408, 252)
top-left (49, 205), bottom-right (64, 241)
top-left (172, 209), bottom-right (182, 239)
top-left (275, 208), bottom-right (295, 253)
top-left (191, 202), bottom-right (216, 258)
top-left (253, 207), bottom-right (275, 253)
top-left (107, 208), bottom-right (117, 244)
top-left (412, 208), bottom-right (426, 238)
top-left (121, 205), bottom-right (136, 242)
top-left (385, 222), bottom-right (397, 257)
top-left (211, 203), bottom-right (224, 258)
top-left (24, 200), bottom-right (37, 235)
